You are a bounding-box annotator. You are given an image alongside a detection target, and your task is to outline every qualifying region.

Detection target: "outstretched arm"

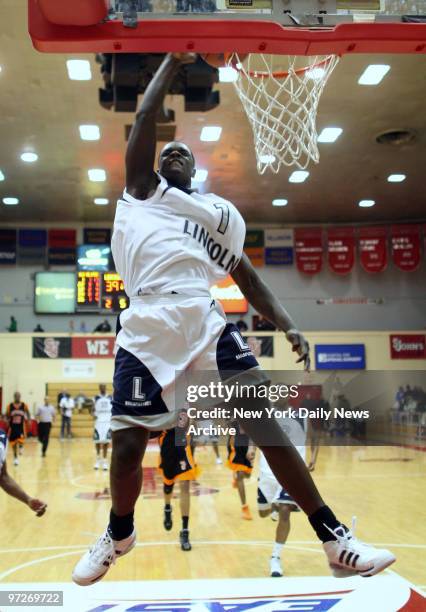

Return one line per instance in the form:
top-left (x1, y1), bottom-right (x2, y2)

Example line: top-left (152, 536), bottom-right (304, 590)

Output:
top-left (232, 253), bottom-right (310, 370)
top-left (126, 52), bottom-right (195, 199)
top-left (0, 462), bottom-right (47, 516)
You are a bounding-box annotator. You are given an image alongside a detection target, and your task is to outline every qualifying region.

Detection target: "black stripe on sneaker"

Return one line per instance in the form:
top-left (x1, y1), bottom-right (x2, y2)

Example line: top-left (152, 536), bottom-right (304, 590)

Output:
top-left (339, 550), bottom-right (347, 564)
top-left (345, 552), bottom-right (354, 566)
top-left (352, 554), bottom-right (359, 568)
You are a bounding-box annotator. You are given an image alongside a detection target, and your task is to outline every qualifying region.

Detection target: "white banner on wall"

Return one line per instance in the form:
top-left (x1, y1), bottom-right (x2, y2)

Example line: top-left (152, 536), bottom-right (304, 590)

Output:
top-left (62, 360), bottom-right (96, 378)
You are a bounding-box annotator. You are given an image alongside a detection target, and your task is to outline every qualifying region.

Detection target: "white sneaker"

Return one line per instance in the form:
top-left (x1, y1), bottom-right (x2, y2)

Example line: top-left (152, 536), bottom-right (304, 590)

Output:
top-left (102, 461), bottom-right (108, 471)
top-left (270, 556), bottom-right (283, 577)
top-left (323, 519), bottom-right (396, 578)
top-left (72, 529), bottom-right (136, 586)
top-left (215, 457), bottom-right (223, 465)
top-left (13, 458), bottom-right (19, 466)
top-left (271, 510), bottom-right (279, 522)
top-left (94, 460), bottom-right (100, 470)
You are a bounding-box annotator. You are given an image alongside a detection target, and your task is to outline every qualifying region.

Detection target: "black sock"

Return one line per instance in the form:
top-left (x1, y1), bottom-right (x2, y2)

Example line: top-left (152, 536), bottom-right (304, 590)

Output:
top-left (108, 510), bottom-right (134, 541)
top-left (164, 503), bottom-right (172, 512)
top-left (182, 515), bottom-right (189, 530)
top-left (308, 505), bottom-right (343, 543)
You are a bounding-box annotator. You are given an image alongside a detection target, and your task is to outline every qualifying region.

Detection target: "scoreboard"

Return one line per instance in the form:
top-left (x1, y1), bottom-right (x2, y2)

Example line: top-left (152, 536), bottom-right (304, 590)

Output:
top-left (76, 271), bottom-right (129, 313)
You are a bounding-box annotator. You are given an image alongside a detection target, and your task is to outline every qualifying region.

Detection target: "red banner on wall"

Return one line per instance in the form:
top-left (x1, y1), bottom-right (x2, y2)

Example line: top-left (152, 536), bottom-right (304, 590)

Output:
top-left (295, 228), bottom-right (323, 275)
top-left (391, 225), bottom-right (421, 271)
top-left (390, 334), bottom-right (426, 359)
top-left (71, 336), bottom-right (115, 358)
top-left (327, 227), bottom-right (355, 275)
top-left (358, 226), bottom-right (388, 273)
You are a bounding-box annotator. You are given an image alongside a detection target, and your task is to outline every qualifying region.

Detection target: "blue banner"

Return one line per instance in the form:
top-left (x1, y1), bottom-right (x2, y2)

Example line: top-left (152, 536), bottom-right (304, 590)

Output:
top-left (265, 229), bottom-right (294, 265)
top-left (315, 344), bottom-right (366, 370)
top-left (18, 229), bottom-right (47, 265)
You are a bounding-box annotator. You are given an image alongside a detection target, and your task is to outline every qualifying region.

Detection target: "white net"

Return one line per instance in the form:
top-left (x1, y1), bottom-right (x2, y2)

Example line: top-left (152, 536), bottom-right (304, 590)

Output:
top-left (227, 53), bottom-right (340, 174)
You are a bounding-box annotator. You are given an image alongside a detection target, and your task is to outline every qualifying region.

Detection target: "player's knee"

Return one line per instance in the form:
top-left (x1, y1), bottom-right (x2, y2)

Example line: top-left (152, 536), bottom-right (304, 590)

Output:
top-left (279, 505), bottom-right (291, 521)
top-left (111, 431), bottom-right (144, 470)
top-left (258, 508), bottom-right (270, 518)
top-left (163, 483), bottom-right (174, 495)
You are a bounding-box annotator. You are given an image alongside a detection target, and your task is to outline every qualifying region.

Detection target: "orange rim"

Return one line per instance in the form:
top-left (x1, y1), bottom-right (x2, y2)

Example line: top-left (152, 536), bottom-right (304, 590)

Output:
top-left (230, 54), bottom-right (337, 79)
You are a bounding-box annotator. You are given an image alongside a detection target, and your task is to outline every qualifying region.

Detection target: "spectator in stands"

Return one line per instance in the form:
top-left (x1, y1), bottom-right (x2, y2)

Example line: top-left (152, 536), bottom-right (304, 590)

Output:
top-left (75, 391), bottom-right (88, 413)
top-left (254, 315), bottom-right (276, 331)
top-left (57, 388), bottom-right (67, 412)
top-left (59, 393), bottom-right (75, 440)
top-left (236, 319), bottom-right (249, 332)
top-left (33, 323), bottom-right (44, 332)
top-left (394, 386), bottom-right (405, 411)
top-left (93, 319), bottom-right (112, 333)
top-left (35, 397), bottom-right (56, 457)
top-left (7, 316), bottom-right (17, 333)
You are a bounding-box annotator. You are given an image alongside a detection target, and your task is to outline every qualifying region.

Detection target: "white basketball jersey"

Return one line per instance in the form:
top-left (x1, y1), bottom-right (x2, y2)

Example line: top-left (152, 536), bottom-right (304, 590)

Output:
top-left (112, 174), bottom-right (246, 297)
top-left (259, 413), bottom-right (307, 476)
top-left (93, 395), bottom-right (112, 424)
top-left (0, 431), bottom-right (7, 471)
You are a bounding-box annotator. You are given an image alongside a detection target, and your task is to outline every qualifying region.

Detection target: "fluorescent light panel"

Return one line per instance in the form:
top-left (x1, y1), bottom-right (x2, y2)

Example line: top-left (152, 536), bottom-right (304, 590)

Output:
top-left (0, 170), bottom-right (4, 181)
top-left (79, 125), bottom-right (100, 141)
top-left (94, 198), bottom-right (109, 205)
top-left (66, 59), bottom-right (92, 81)
top-left (359, 200), bottom-right (375, 208)
top-left (272, 199), bottom-right (288, 207)
top-left (21, 152), bottom-right (38, 163)
top-left (88, 168), bottom-right (106, 182)
top-left (218, 66), bottom-right (238, 83)
top-left (3, 197), bottom-right (19, 205)
top-left (200, 126), bottom-right (222, 142)
top-left (259, 154), bottom-right (276, 164)
top-left (317, 127), bottom-right (343, 143)
top-left (193, 169), bottom-right (208, 182)
top-left (388, 174), bottom-right (406, 183)
top-left (289, 170), bottom-right (309, 183)
top-left (358, 64), bottom-right (390, 85)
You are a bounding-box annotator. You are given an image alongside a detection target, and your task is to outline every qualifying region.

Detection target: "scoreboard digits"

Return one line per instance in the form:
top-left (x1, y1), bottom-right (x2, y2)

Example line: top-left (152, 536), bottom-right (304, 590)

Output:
top-left (76, 271), bottom-right (128, 313)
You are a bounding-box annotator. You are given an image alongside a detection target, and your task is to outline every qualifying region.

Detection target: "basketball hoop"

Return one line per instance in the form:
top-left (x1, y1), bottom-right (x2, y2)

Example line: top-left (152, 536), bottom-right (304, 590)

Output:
top-left (227, 53), bottom-right (340, 173)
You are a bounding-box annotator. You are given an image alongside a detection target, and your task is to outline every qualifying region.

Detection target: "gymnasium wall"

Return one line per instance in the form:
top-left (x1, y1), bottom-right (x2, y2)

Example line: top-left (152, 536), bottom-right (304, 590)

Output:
top-left (0, 331), bottom-right (424, 413)
top-left (0, 260), bottom-right (425, 333)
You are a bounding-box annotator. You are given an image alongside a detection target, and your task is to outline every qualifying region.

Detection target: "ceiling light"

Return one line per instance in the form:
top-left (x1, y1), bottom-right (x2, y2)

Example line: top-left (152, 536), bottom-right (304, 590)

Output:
top-left (200, 126), bottom-right (222, 142)
top-left (218, 66), bottom-right (238, 83)
top-left (388, 174), bottom-right (406, 183)
top-left (66, 59), bottom-right (92, 81)
top-left (88, 168), bottom-right (106, 182)
top-left (94, 198), bottom-right (109, 205)
top-left (306, 66), bottom-right (326, 80)
top-left (3, 197), bottom-right (19, 205)
top-left (289, 170), bottom-right (309, 183)
top-left (79, 125), bottom-right (100, 141)
top-left (259, 154), bottom-right (276, 164)
top-left (21, 152), bottom-right (38, 163)
top-left (358, 64), bottom-right (390, 86)
top-left (359, 200), bottom-right (375, 208)
top-left (318, 127), bottom-right (343, 143)
top-left (0, 170), bottom-right (4, 181)
top-left (272, 199), bottom-right (288, 207)
top-left (193, 169), bottom-right (208, 182)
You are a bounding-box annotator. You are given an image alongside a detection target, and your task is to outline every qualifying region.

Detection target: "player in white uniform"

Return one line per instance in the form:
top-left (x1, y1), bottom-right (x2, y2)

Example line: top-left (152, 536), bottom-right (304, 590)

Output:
top-left (72, 52), bottom-right (395, 585)
top-left (92, 384), bottom-right (112, 471)
top-left (0, 429), bottom-right (47, 516)
top-left (257, 409), bottom-right (318, 577)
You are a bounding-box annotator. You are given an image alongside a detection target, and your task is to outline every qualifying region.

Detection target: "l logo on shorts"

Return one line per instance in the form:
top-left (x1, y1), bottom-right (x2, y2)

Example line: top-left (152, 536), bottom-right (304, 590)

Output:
top-left (132, 377), bottom-right (146, 401)
top-left (231, 331), bottom-right (250, 351)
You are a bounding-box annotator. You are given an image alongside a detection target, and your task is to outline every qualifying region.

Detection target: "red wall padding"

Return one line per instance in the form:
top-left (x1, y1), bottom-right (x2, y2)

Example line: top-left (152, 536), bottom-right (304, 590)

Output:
top-left (38, 0), bottom-right (109, 27)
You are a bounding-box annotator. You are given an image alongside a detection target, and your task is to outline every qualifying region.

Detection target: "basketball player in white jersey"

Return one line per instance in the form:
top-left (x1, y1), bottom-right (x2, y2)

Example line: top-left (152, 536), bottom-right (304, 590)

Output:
top-left (72, 52), bottom-right (395, 585)
top-left (92, 384), bottom-right (112, 470)
top-left (257, 405), bottom-right (319, 577)
top-left (0, 429), bottom-right (47, 516)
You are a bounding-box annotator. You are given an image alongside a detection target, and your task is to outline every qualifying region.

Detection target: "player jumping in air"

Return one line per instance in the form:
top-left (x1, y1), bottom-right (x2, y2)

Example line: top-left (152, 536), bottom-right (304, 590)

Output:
top-left (72, 53), bottom-right (396, 585)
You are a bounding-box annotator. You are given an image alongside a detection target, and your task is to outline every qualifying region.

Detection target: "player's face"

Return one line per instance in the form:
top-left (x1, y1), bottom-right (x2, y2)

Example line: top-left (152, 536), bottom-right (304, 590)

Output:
top-left (99, 384), bottom-right (106, 395)
top-left (14, 392), bottom-right (20, 403)
top-left (159, 142), bottom-right (195, 186)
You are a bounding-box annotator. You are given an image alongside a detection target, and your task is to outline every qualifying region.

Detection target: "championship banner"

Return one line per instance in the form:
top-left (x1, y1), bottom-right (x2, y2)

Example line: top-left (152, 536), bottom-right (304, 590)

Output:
top-left (83, 228), bottom-right (111, 245)
top-left (390, 334), bottom-right (426, 359)
top-left (391, 224), bottom-right (421, 272)
top-left (327, 227), bottom-right (355, 275)
top-left (295, 227), bottom-right (323, 275)
top-left (48, 229), bottom-right (76, 265)
top-left (17, 228), bottom-right (47, 265)
top-left (32, 337), bottom-right (72, 359)
top-left (244, 230), bottom-right (264, 267)
top-left (358, 226), bottom-right (387, 273)
top-left (0, 228), bottom-right (17, 266)
top-left (264, 228), bottom-right (294, 265)
top-left (72, 336), bottom-right (115, 359)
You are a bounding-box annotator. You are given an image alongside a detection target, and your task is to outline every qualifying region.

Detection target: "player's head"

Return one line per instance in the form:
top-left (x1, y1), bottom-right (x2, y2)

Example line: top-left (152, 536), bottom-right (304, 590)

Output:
top-left (158, 141), bottom-right (195, 187)
top-left (14, 391), bottom-right (21, 403)
top-left (99, 384), bottom-right (106, 395)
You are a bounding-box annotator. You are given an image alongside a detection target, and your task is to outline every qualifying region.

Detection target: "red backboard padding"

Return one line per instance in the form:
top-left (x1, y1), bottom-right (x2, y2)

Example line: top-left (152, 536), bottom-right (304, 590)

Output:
top-left (38, 0), bottom-right (108, 27)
